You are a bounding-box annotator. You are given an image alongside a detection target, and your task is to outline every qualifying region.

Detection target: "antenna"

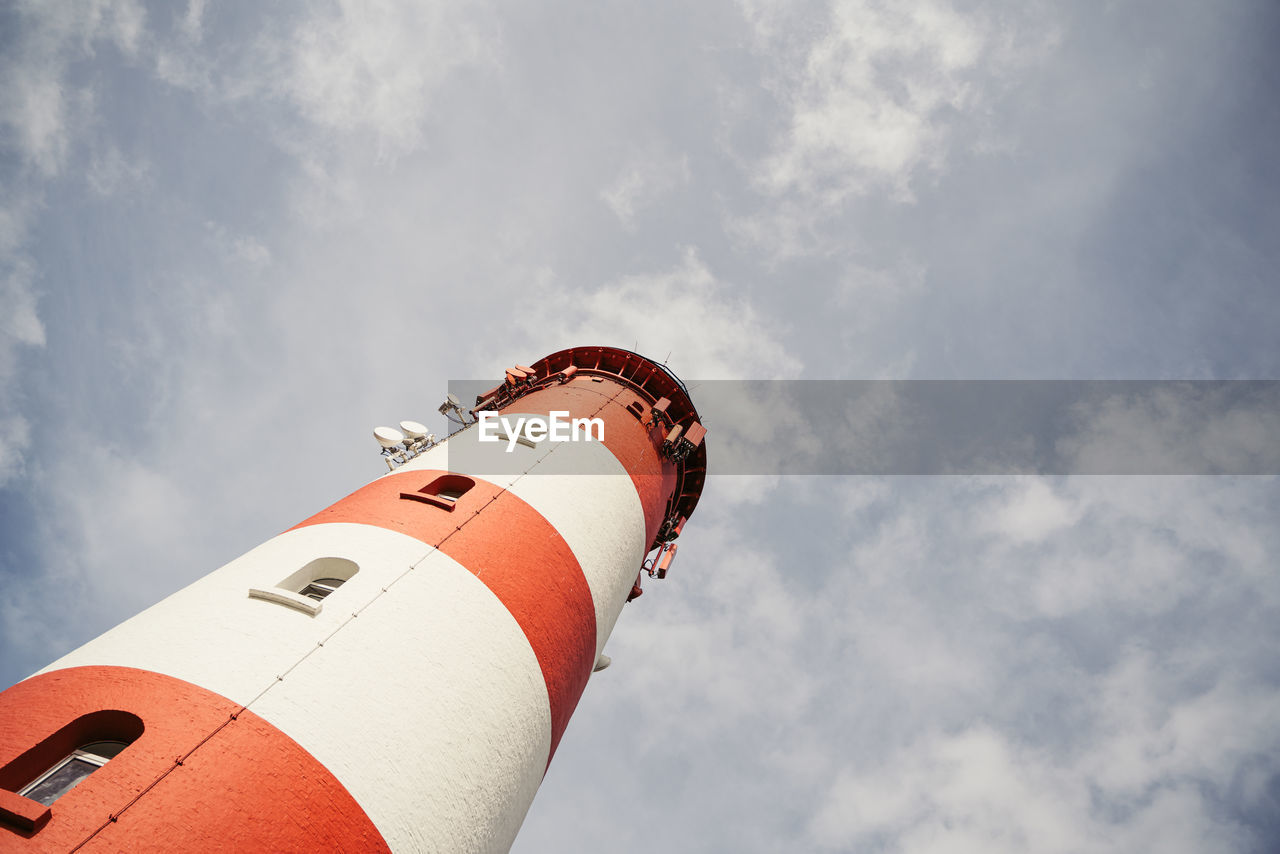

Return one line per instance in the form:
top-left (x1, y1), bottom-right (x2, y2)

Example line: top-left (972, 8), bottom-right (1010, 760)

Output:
top-left (438, 393), bottom-right (474, 431)
top-left (399, 420), bottom-right (428, 440)
top-left (374, 426), bottom-right (405, 449)
top-left (375, 420), bottom-right (439, 471)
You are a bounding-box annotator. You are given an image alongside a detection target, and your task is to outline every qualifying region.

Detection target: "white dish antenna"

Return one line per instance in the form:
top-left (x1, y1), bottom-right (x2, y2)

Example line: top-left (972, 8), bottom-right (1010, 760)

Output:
top-left (399, 420), bottom-right (428, 440)
top-left (446, 392), bottom-right (462, 408)
top-left (374, 426), bottom-right (406, 449)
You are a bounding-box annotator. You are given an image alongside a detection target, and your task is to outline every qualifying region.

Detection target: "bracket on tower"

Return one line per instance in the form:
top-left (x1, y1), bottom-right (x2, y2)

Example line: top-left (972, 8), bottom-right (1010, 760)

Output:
top-left (663, 420), bottom-right (706, 462)
top-left (648, 396), bottom-right (673, 430)
top-left (438, 393), bottom-right (475, 434)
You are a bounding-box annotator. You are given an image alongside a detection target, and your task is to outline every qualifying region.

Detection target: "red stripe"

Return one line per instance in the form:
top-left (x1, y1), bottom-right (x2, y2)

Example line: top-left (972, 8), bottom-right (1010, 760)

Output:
top-left (292, 470), bottom-right (597, 763)
top-left (0, 666), bottom-right (388, 852)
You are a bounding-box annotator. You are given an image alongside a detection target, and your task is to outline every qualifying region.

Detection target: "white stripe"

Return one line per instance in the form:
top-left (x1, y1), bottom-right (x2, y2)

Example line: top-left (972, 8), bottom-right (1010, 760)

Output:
top-left (248, 549), bottom-right (552, 854)
top-left (397, 415), bottom-right (649, 657)
top-left (40, 524), bottom-right (432, 701)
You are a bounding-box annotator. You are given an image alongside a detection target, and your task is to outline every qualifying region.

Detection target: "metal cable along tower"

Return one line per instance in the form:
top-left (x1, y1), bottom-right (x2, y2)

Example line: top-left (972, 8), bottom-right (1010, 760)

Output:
top-left (0, 346), bottom-right (707, 852)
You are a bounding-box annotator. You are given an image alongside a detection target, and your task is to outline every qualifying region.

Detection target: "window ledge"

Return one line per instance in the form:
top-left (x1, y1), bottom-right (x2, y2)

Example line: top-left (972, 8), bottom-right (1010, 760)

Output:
top-left (0, 787), bottom-right (51, 833)
top-left (248, 587), bottom-right (322, 616)
top-left (399, 492), bottom-right (457, 511)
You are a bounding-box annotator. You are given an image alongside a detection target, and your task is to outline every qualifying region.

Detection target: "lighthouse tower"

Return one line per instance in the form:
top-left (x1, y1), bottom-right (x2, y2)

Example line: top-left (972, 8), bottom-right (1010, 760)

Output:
top-left (0, 346), bottom-right (707, 853)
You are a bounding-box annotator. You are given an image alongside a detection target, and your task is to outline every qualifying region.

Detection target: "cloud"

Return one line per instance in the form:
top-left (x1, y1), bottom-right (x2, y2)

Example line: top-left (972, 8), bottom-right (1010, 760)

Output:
top-left (269, 0), bottom-right (499, 154)
top-left (806, 703), bottom-right (1268, 854)
top-left (0, 0), bottom-right (146, 175)
top-left (0, 257), bottom-right (45, 362)
top-left (516, 248), bottom-right (803, 381)
top-left (808, 726), bottom-right (1083, 852)
top-left (202, 220), bottom-right (272, 270)
top-left (0, 416), bottom-right (33, 487)
top-left (154, 2), bottom-right (499, 156)
top-left (726, 0), bottom-right (1060, 262)
top-left (523, 476), bottom-right (1280, 852)
top-left (1056, 384), bottom-right (1280, 475)
top-left (738, 0), bottom-right (1043, 207)
top-left (0, 228), bottom-right (45, 487)
top-left (600, 148), bottom-right (691, 228)
top-left (978, 476), bottom-right (1083, 543)
top-left (179, 0), bottom-right (207, 44)
top-left (85, 142), bottom-right (150, 196)
top-left (0, 2), bottom-right (147, 484)
top-left (757, 0), bottom-right (985, 204)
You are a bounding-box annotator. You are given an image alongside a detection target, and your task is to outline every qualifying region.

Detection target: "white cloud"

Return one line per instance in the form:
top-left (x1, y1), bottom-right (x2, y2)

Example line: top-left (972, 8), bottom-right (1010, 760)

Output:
top-left (271, 0), bottom-right (499, 154)
top-left (728, 0), bottom-right (1059, 261)
top-left (517, 248), bottom-right (803, 381)
top-left (978, 476), bottom-right (1083, 543)
top-left (0, 250), bottom-right (45, 486)
top-left (809, 726), bottom-right (1079, 852)
top-left (748, 0), bottom-right (987, 205)
top-left (0, 72), bottom-right (71, 177)
top-left (1057, 385), bottom-right (1280, 475)
top-left (600, 149), bottom-right (691, 228)
top-left (85, 142), bottom-right (150, 196)
top-left (806, 714), bottom-right (1256, 854)
top-left (156, 2), bottom-right (498, 151)
top-left (0, 2), bottom-right (147, 489)
top-left (203, 221), bottom-right (272, 270)
top-left (0, 257), bottom-right (45, 359)
top-left (0, 416), bottom-right (33, 487)
top-left (0, 0), bottom-right (146, 175)
top-left (179, 0), bottom-right (207, 44)
top-left (530, 475), bottom-right (1280, 851)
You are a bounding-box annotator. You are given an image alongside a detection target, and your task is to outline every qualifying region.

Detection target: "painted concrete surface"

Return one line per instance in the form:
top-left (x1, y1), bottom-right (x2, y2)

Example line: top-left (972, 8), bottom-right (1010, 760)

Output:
top-left (400, 412), bottom-right (649, 658)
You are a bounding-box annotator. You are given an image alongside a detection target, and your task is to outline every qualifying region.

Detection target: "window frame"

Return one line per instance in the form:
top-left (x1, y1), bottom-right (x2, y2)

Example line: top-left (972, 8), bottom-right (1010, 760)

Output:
top-left (0, 710), bottom-right (143, 834)
top-left (298, 577), bottom-right (347, 601)
top-left (17, 741), bottom-right (128, 806)
top-left (249, 557), bottom-right (360, 616)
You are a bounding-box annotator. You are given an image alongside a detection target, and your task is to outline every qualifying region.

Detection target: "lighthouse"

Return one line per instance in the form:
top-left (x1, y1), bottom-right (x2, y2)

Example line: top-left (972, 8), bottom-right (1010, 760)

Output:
top-left (0, 346), bottom-right (707, 853)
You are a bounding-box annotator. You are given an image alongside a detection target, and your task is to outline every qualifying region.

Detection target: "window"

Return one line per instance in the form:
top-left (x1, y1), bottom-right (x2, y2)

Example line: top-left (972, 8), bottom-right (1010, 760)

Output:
top-left (249, 557), bottom-right (360, 615)
top-left (299, 577), bottom-right (346, 601)
top-left (399, 475), bottom-right (475, 511)
top-left (0, 710), bottom-right (141, 833)
top-left (18, 741), bottom-right (129, 806)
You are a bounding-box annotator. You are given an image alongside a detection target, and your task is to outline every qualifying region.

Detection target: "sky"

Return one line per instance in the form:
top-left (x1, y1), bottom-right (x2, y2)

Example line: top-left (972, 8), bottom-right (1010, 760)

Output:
top-left (1, 1), bottom-right (1278, 851)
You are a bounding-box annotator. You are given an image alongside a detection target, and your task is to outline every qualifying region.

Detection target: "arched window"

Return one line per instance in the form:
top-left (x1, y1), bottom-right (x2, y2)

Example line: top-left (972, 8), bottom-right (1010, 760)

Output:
top-left (0, 709), bottom-right (142, 831)
top-left (249, 557), bottom-right (360, 615)
top-left (18, 740), bottom-right (130, 806)
top-left (399, 474), bottom-right (475, 511)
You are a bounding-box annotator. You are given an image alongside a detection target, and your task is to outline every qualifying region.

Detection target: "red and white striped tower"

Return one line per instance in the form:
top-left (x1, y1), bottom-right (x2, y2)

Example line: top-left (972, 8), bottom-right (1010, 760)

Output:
top-left (0, 346), bottom-right (707, 853)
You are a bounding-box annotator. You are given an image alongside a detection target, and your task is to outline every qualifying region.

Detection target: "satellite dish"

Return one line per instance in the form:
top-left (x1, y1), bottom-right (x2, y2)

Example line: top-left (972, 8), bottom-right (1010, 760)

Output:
top-left (374, 426), bottom-right (405, 449)
top-left (446, 393), bottom-right (462, 408)
top-left (399, 420), bottom-right (428, 439)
